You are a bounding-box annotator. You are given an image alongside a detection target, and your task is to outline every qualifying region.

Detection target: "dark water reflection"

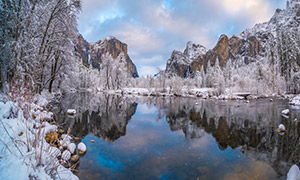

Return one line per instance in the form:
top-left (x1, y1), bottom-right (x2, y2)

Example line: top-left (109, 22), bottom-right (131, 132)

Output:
top-left (53, 93), bottom-right (300, 180)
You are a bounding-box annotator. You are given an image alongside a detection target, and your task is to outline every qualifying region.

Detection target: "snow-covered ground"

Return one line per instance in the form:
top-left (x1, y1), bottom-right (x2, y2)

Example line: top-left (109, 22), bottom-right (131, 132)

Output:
top-left (0, 93), bottom-right (78, 180)
top-left (290, 95), bottom-right (300, 106)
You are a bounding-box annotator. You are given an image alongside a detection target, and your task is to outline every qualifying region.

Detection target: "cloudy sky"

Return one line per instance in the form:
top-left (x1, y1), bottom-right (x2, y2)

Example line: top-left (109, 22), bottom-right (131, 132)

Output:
top-left (78, 0), bottom-right (285, 76)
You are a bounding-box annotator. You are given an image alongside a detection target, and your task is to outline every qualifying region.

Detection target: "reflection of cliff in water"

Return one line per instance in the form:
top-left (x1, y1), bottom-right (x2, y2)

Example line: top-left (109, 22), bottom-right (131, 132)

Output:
top-left (54, 93), bottom-right (137, 142)
top-left (147, 97), bottom-right (299, 178)
top-left (54, 94), bottom-right (300, 177)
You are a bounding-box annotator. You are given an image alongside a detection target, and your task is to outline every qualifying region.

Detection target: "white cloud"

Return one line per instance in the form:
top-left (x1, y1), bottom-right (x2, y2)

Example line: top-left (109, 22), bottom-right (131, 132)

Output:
top-left (205, 0), bottom-right (274, 24)
top-left (115, 24), bottom-right (165, 54)
top-left (138, 66), bottom-right (160, 77)
top-left (141, 4), bottom-right (213, 47)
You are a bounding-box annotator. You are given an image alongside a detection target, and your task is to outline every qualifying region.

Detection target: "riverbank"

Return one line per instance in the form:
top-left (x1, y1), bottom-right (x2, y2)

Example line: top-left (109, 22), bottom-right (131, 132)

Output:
top-left (97, 87), bottom-right (299, 102)
top-left (0, 93), bottom-right (78, 180)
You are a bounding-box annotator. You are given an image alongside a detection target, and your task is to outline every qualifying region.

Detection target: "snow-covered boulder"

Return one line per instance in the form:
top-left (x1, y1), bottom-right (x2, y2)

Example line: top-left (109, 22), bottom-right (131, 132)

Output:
top-left (60, 134), bottom-right (72, 148)
top-left (66, 109), bottom-right (76, 115)
top-left (49, 146), bottom-right (61, 157)
top-left (68, 143), bottom-right (76, 154)
top-left (78, 142), bottom-right (87, 155)
top-left (278, 124), bottom-right (286, 131)
top-left (62, 150), bottom-right (71, 161)
top-left (287, 164), bottom-right (300, 180)
top-left (57, 165), bottom-right (79, 180)
top-left (43, 122), bottom-right (57, 134)
top-left (282, 109), bottom-right (290, 116)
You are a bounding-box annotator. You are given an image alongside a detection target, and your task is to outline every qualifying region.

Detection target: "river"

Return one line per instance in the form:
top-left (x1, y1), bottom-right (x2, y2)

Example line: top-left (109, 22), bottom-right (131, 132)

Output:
top-left (52, 93), bottom-right (300, 180)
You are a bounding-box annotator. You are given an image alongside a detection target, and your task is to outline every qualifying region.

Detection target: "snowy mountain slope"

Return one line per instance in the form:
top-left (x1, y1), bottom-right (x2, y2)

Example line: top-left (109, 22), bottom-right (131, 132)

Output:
top-left (75, 35), bottom-right (139, 78)
top-left (165, 41), bottom-right (207, 77)
top-left (184, 41), bottom-right (207, 59)
top-left (165, 0), bottom-right (300, 94)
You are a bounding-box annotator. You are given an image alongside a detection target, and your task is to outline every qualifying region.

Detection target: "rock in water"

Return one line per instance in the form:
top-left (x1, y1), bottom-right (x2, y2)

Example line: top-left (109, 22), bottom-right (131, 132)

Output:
top-left (287, 165), bottom-right (300, 180)
top-left (70, 155), bottom-right (79, 164)
top-left (278, 124), bottom-right (286, 131)
top-left (294, 119), bottom-right (298, 122)
top-left (78, 142), bottom-right (87, 155)
top-left (282, 109), bottom-right (290, 116)
top-left (62, 150), bottom-right (71, 161)
top-left (66, 109), bottom-right (76, 115)
top-left (68, 143), bottom-right (76, 154)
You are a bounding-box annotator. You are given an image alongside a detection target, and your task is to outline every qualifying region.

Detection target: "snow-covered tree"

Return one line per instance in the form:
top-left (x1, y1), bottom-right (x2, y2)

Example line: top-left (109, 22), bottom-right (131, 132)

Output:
top-left (0, 0), bottom-right (81, 94)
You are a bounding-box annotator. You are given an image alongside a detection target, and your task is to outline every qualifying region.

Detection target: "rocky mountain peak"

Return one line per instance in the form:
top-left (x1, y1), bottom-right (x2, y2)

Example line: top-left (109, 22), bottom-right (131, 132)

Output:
top-left (183, 41), bottom-right (207, 59)
top-left (92, 36), bottom-right (128, 60)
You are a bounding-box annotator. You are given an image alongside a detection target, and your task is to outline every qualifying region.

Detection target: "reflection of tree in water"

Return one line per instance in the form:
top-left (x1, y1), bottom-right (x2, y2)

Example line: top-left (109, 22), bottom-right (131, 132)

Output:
top-left (54, 93), bottom-right (137, 142)
top-left (155, 97), bottom-right (300, 177)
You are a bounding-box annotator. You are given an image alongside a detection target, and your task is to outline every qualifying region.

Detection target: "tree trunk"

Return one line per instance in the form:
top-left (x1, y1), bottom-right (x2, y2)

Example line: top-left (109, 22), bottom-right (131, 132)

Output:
top-left (48, 54), bottom-right (59, 93)
top-left (1, 63), bottom-right (7, 94)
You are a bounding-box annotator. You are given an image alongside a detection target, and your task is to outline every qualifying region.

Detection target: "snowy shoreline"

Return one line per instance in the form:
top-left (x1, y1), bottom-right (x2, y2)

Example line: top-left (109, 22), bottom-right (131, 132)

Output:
top-left (94, 87), bottom-right (299, 101)
top-left (0, 93), bottom-right (79, 180)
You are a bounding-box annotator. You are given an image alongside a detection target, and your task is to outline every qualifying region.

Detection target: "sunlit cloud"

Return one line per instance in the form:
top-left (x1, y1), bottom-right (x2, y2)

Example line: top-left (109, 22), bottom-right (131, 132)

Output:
top-left (205, 0), bottom-right (274, 24)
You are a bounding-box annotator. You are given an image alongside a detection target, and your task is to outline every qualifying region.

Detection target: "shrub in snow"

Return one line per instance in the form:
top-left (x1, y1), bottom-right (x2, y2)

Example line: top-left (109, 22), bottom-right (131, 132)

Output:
top-left (68, 143), bottom-right (76, 154)
top-left (287, 165), bottom-right (300, 180)
top-left (33, 110), bottom-right (53, 122)
top-left (62, 150), bottom-right (71, 161)
top-left (45, 131), bottom-right (58, 144)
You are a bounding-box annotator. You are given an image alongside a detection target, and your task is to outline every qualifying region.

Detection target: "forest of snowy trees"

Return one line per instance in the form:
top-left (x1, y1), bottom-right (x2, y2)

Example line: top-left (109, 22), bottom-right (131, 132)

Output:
top-left (0, 0), bottom-right (81, 95)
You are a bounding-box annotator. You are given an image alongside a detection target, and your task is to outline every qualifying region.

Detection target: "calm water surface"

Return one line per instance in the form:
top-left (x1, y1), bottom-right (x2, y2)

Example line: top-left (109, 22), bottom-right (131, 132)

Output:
top-left (53, 93), bottom-right (300, 180)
